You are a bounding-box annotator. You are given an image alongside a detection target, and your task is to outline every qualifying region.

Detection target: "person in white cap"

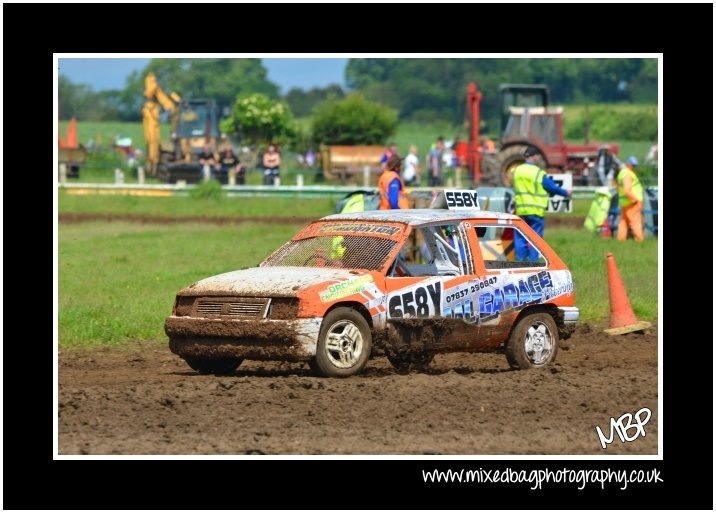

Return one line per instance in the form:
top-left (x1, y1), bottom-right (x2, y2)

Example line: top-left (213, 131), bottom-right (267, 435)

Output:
top-left (616, 156), bottom-right (644, 241)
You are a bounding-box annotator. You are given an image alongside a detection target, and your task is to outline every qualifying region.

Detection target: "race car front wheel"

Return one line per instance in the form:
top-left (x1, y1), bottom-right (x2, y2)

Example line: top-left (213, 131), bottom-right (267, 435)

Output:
top-left (505, 312), bottom-right (558, 369)
top-left (313, 307), bottom-right (372, 378)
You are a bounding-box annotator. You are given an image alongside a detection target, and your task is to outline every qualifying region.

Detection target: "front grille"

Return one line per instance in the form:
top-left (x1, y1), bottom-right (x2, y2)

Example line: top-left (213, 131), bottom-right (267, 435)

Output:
top-left (227, 302), bottom-right (266, 316)
top-left (196, 302), bottom-right (224, 315)
top-left (194, 297), bottom-right (270, 319)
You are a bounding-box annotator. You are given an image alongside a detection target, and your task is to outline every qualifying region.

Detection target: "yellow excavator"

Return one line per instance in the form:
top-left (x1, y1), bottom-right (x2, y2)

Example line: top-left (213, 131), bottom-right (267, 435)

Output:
top-left (142, 72), bottom-right (181, 175)
top-left (142, 72), bottom-right (221, 182)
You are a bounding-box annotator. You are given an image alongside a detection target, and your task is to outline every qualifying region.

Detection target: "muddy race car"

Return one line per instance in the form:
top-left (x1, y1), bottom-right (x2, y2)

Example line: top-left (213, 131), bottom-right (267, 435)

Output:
top-left (165, 190), bottom-right (579, 377)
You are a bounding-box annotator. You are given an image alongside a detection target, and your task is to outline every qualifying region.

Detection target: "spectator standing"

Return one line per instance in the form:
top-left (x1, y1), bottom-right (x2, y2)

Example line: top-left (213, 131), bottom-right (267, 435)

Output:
top-left (263, 144), bottom-right (281, 185)
top-left (305, 147), bottom-right (317, 167)
top-left (645, 144), bottom-right (658, 165)
top-left (402, 145), bottom-right (420, 186)
top-left (427, 137), bottom-right (445, 187)
top-left (616, 156), bottom-right (644, 242)
top-left (595, 145), bottom-right (621, 187)
top-left (512, 147), bottom-right (571, 261)
top-left (378, 154), bottom-right (409, 209)
top-left (452, 136), bottom-right (469, 184)
top-left (481, 136), bottom-right (496, 153)
top-left (380, 143), bottom-right (398, 171)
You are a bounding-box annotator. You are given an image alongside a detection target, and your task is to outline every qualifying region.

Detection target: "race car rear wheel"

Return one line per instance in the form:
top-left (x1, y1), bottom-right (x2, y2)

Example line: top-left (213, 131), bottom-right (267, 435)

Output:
top-left (184, 357), bottom-right (243, 375)
top-left (313, 307), bottom-right (372, 378)
top-left (505, 312), bottom-right (558, 369)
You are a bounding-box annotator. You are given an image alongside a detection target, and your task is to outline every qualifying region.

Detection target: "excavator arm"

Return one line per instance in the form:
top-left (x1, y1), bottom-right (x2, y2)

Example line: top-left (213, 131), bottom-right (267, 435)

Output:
top-left (142, 72), bottom-right (181, 171)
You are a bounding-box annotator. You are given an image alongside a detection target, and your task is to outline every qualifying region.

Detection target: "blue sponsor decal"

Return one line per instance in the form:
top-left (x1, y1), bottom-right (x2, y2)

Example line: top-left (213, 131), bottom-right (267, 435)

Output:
top-left (444, 271), bottom-right (557, 324)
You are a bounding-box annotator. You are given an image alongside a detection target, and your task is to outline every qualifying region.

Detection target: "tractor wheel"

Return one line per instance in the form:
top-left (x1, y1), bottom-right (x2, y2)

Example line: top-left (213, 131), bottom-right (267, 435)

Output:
top-left (477, 154), bottom-right (501, 186)
top-left (497, 145), bottom-right (546, 186)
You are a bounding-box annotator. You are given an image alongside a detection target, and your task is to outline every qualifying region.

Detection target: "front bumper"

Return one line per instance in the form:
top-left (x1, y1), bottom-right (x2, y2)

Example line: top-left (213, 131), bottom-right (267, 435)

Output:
top-left (165, 316), bottom-right (322, 361)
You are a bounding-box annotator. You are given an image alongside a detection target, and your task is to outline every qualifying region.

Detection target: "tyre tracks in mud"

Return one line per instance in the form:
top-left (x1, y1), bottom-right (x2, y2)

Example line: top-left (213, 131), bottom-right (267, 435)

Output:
top-left (59, 324), bottom-right (658, 455)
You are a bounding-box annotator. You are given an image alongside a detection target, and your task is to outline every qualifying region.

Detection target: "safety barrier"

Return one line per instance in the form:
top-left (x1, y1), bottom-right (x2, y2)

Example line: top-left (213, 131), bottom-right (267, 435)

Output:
top-left (59, 182), bottom-right (605, 200)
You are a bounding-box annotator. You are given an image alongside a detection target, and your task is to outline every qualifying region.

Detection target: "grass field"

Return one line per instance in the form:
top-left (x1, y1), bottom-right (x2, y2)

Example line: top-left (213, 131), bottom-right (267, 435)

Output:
top-left (59, 120), bottom-right (169, 149)
top-left (59, 221), bottom-right (303, 346)
top-left (58, 194), bottom-right (658, 347)
top-left (562, 103), bottom-right (658, 120)
top-left (59, 189), bottom-right (592, 219)
top-left (59, 189), bottom-right (339, 218)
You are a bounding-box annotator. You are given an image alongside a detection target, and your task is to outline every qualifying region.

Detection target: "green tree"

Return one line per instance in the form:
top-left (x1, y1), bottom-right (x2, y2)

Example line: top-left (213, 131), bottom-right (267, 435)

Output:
top-left (59, 75), bottom-right (125, 121)
top-left (344, 58), bottom-right (658, 127)
top-left (283, 84), bottom-right (344, 117)
top-left (311, 93), bottom-right (398, 145)
top-left (345, 58), bottom-right (401, 89)
top-left (220, 93), bottom-right (296, 145)
top-left (59, 75), bottom-right (92, 118)
top-left (120, 58), bottom-right (280, 120)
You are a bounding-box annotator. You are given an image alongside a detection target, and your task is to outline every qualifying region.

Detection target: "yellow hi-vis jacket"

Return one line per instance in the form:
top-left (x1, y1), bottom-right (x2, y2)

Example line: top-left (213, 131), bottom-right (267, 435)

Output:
top-left (331, 193), bottom-right (367, 260)
top-left (617, 166), bottom-right (643, 207)
top-left (513, 163), bottom-right (548, 217)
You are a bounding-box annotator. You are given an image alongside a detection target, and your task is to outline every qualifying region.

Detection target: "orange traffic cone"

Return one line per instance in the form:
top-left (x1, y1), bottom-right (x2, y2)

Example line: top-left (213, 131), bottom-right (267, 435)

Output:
top-left (604, 252), bottom-right (652, 335)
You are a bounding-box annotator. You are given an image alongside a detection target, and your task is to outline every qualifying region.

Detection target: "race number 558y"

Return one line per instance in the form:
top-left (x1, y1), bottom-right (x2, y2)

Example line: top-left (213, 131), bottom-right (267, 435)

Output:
top-left (444, 189), bottom-right (480, 210)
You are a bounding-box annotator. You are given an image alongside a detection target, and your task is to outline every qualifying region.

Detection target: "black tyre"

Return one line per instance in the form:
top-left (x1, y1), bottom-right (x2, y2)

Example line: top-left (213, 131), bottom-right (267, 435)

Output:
top-left (313, 307), bottom-right (372, 378)
top-left (497, 145), bottom-right (545, 186)
top-left (505, 312), bottom-right (559, 369)
top-left (184, 357), bottom-right (242, 375)
top-left (387, 353), bottom-right (434, 373)
top-left (157, 166), bottom-right (170, 183)
top-left (307, 358), bottom-right (322, 374)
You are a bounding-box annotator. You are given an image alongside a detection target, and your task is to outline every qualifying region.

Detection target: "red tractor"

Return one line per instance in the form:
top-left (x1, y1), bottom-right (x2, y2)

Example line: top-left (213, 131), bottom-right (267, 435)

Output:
top-left (467, 81), bottom-right (620, 186)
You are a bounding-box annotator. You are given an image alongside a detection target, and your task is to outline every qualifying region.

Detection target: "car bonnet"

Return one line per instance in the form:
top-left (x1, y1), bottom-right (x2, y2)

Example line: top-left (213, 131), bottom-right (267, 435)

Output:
top-left (179, 267), bottom-right (365, 296)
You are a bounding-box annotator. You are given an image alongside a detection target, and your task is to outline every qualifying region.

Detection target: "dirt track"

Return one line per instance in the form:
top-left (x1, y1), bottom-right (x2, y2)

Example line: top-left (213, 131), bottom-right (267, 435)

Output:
top-left (59, 324), bottom-right (657, 455)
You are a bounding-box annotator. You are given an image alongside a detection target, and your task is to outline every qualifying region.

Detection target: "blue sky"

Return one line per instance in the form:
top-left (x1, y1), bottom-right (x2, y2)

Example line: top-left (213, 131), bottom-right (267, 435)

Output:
top-left (58, 57), bottom-right (348, 93)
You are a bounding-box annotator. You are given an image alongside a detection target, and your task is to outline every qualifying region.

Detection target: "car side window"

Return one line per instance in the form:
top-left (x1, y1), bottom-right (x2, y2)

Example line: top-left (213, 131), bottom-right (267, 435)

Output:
top-left (393, 223), bottom-right (473, 277)
top-left (475, 225), bottom-right (547, 269)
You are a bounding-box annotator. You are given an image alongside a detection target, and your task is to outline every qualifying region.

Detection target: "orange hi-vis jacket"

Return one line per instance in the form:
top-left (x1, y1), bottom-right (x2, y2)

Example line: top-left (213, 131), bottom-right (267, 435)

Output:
top-left (378, 170), bottom-right (409, 209)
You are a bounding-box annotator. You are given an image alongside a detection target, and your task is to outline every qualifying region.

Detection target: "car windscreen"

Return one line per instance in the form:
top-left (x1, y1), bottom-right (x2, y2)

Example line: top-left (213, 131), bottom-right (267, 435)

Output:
top-left (261, 235), bottom-right (398, 271)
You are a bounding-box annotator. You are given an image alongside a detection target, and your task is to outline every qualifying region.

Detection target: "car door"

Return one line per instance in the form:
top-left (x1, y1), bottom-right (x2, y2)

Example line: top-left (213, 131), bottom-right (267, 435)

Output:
top-left (384, 222), bottom-right (483, 353)
top-left (469, 220), bottom-right (553, 347)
